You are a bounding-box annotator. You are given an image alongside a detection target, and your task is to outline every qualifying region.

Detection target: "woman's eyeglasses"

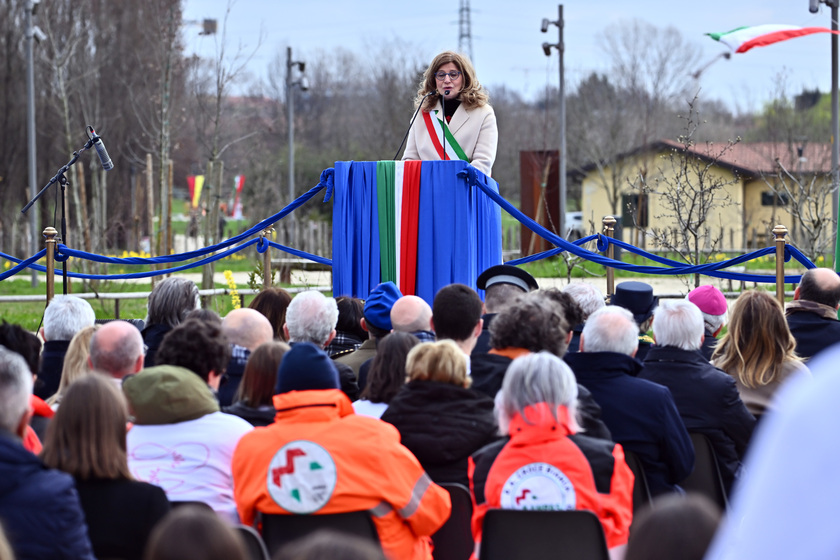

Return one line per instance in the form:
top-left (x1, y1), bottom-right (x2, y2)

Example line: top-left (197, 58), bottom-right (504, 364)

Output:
top-left (435, 71), bottom-right (462, 80)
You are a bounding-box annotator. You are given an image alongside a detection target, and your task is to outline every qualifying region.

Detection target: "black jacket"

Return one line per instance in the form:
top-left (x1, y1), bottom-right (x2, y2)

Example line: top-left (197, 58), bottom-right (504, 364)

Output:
top-left (141, 323), bottom-right (171, 368)
top-left (381, 380), bottom-right (498, 485)
top-left (35, 339), bottom-right (70, 399)
top-left (74, 478), bottom-right (170, 560)
top-left (565, 351), bottom-right (695, 496)
top-left (640, 345), bottom-right (756, 493)
top-left (786, 309), bottom-right (840, 360)
top-left (470, 352), bottom-right (612, 441)
top-left (0, 432), bottom-right (94, 559)
top-left (223, 402), bottom-right (276, 427)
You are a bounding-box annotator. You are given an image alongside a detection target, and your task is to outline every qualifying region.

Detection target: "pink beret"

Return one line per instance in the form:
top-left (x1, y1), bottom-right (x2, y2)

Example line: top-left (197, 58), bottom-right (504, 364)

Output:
top-left (687, 285), bottom-right (727, 315)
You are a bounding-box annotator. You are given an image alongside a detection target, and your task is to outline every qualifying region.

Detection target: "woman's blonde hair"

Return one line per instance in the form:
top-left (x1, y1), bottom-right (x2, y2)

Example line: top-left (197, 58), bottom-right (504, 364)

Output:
top-left (712, 290), bottom-right (800, 388)
top-left (405, 340), bottom-right (470, 387)
top-left (47, 324), bottom-right (99, 407)
top-left (415, 51), bottom-right (489, 111)
top-left (42, 374), bottom-right (132, 480)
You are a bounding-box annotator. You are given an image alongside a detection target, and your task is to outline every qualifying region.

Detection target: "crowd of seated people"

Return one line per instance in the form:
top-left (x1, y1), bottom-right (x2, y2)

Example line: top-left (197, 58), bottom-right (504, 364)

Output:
top-left (1, 266), bottom-right (831, 560)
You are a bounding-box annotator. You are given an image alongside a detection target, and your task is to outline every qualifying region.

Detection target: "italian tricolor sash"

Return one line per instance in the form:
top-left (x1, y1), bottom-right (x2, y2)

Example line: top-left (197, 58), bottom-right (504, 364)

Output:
top-left (422, 111), bottom-right (469, 163)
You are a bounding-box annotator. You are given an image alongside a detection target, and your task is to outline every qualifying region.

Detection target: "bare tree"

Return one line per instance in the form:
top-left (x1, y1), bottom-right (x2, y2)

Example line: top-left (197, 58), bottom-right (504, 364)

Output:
top-left (642, 97), bottom-right (740, 287)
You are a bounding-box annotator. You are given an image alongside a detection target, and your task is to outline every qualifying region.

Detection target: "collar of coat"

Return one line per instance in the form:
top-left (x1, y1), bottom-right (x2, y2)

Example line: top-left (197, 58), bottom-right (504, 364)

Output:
top-left (786, 299), bottom-right (839, 320)
top-left (564, 351), bottom-right (644, 378)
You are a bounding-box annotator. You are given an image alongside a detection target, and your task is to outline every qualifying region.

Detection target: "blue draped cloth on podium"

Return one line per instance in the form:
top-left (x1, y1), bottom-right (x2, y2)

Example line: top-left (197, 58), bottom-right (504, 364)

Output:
top-left (331, 160), bottom-right (503, 304)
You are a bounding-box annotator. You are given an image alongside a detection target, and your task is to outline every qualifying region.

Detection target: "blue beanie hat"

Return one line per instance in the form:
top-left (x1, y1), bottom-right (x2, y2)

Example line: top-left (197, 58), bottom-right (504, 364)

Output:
top-left (274, 342), bottom-right (340, 394)
top-left (363, 282), bottom-right (403, 331)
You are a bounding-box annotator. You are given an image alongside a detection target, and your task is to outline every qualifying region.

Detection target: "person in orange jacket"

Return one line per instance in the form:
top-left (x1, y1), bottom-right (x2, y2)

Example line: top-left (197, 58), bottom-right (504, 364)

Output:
top-left (232, 343), bottom-right (451, 560)
top-left (469, 352), bottom-right (633, 558)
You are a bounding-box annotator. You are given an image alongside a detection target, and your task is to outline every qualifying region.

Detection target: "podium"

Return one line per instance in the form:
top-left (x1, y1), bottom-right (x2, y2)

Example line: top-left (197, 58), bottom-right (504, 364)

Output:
top-left (331, 160), bottom-right (503, 304)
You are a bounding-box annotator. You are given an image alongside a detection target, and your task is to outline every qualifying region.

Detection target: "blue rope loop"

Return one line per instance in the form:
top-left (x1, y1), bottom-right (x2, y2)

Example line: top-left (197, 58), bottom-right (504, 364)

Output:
top-left (54, 245), bottom-right (70, 262)
top-left (596, 234), bottom-right (609, 253)
top-left (256, 237), bottom-right (270, 253)
top-left (319, 168), bottom-right (335, 202)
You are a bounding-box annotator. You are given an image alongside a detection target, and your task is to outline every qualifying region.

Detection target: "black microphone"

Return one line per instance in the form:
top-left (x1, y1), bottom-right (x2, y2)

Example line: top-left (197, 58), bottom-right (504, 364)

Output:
top-left (392, 90), bottom-right (439, 161)
top-left (441, 91), bottom-right (449, 160)
top-left (87, 126), bottom-right (114, 171)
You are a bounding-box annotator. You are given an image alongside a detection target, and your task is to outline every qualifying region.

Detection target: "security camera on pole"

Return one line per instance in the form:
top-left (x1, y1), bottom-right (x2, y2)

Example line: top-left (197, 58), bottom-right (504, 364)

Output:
top-left (541, 5), bottom-right (566, 241)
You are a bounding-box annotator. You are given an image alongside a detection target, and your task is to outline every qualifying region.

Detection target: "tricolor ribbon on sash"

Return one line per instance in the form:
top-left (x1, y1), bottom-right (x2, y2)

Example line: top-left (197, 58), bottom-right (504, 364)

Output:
top-left (422, 110), bottom-right (470, 163)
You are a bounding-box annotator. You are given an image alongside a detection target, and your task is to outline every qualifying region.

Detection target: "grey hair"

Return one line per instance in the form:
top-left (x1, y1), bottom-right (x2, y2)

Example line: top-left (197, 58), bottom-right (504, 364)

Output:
top-left (562, 283), bottom-right (606, 321)
top-left (495, 351), bottom-right (579, 436)
top-left (146, 277), bottom-right (200, 327)
top-left (484, 283), bottom-right (526, 314)
top-left (285, 290), bottom-right (339, 346)
top-left (43, 295), bottom-right (95, 341)
top-left (653, 300), bottom-right (705, 351)
top-left (0, 346), bottom-right (34, 433)
top-left (581, 305), bottom-right (638, 356)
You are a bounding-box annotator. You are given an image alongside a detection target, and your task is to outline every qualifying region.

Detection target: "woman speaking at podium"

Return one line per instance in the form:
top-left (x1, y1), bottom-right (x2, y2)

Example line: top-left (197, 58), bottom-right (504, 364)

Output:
top-left (401, 51), bottom-right (498, 177)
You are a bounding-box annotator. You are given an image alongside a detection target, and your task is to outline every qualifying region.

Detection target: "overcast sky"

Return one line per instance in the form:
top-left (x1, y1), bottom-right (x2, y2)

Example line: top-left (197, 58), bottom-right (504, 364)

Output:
top-left (182, 0), bottom-right (837, 114)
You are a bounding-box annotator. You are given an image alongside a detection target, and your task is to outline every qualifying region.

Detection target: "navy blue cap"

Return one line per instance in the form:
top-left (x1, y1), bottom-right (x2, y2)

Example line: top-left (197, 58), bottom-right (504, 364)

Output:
top-left (363, 282), bottom-right (403, 331)
top-left (274, 342), bottom-right (340, 394)
top-left (476, 264), bottom-right (538, 292)
top-left (611, 281), bottom-right (658, 325)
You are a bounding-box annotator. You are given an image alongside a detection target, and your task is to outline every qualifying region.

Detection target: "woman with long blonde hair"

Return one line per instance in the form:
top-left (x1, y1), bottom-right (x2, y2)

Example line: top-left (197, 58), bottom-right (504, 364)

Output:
top-left (47, 324), bottom-right (99, 409)
top-left (712, 290), bottom-right (810, 417)
top-left (400, 51), bottom-right (497, 176)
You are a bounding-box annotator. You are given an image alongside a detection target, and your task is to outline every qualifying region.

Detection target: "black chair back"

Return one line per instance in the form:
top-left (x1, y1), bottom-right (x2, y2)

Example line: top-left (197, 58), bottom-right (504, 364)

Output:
top-left (261, 511), bottom-right (381, 555)
top-left (623, 449), bottom-right (652, 513)
top-left (168, 500), bottom-right (214, 512)
top-left (478, 509), bottom-right (609, 560)
top-left (680, 432), bottom-right (729, 510)
top-left (235, 525), bottom-right (270, 560)
top-left (432, 483), bottom-right (474, 560)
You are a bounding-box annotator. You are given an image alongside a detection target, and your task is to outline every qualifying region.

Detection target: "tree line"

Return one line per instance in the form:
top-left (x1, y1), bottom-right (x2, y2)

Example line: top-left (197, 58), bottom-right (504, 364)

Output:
top-left (0, 3), bottom-right (831, 264)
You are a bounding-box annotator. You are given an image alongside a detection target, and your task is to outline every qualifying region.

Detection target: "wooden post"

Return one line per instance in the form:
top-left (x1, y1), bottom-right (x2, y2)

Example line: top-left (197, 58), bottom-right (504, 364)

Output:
top-left (145, 154), bottom-right (155, 287)
top-left (262, 228), bottom-right (274, 290)
top-left (603, 216), bottom-right (617, 298)
top-left (44, 227), bottom-right (58, 305)
top-left (773, 224), bottom-right (788, 306)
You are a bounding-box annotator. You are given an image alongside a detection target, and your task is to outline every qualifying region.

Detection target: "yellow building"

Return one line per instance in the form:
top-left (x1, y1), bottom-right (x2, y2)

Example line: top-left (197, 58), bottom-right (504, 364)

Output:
top-left (579, 140), bottom-right (832, 253)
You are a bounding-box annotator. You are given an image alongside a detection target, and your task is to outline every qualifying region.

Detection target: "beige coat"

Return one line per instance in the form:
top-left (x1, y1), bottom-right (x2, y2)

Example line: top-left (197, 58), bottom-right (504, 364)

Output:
top-left (401, 100), bottom-right (498, 177)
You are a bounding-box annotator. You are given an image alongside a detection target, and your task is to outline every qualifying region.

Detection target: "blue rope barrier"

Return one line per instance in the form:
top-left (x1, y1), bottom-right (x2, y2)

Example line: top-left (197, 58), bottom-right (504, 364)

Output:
top-left (459, 166), bottom-right (815, 283)
top-left (0, 250), bottom-right (46, 282)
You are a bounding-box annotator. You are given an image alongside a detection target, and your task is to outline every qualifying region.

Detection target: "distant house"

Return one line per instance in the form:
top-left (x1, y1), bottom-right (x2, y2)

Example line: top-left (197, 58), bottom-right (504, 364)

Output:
top-left (578, 140), bottom-right (832, 250)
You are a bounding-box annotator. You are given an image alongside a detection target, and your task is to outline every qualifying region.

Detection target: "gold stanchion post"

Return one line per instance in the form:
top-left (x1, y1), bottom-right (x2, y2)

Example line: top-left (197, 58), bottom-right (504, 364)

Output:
top-left (773, 224), bottom-right (788, 306)
top-left (43, 227), bottom-right (58, 305)
top-left (603, 216), bottom-right (617, 299)
top-left (262, 229), bottom-right (274, 290)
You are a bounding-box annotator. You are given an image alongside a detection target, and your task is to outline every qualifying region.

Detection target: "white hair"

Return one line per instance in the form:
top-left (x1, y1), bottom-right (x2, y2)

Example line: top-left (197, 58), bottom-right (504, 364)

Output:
top-left (495, 352), bottom-right (579, 436)
top-left (0, 346), bottom-right (33, 433)
top-left (562, 283), bottom-right (606, 320)
top-left (653, 300), bottom-right (705, 351)
top-left (285, 291), bottom-right (339, 347)
top-left (581, 306), bottom-right (638, 356)
top-left (43, 295), bottom-right (95, 341)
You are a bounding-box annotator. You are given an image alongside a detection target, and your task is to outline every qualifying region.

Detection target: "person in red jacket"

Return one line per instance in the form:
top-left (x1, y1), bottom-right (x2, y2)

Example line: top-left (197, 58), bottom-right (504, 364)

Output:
top-left (469, 352), bottom-right (633, 558)
top-left (232, 343), bottom-right (451, 560)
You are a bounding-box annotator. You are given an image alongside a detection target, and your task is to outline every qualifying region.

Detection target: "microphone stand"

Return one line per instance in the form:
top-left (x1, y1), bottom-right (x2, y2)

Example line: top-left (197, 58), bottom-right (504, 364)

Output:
top-left (441, 93), bottom-right (447, 161)
top-left (393, 90), bottom-right (437, 161)
top-left (22, 133), bottom-right (98, 295)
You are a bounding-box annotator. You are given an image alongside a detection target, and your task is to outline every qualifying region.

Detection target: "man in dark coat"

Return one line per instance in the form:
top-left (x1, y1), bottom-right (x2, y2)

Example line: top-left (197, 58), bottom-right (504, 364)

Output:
top-left (35, 295), bottom-right (95, 399)
top-left (786, 267), bottom-right (840, 360)
top-left (639, 300), bottom-right (755, 494)
top-left (471, 264), bottom-right (538, 356)
top-left (610, 281), bottom-right (657, 362)
top-left (562, 282), bottom-right (605, 354)
top-left (471, 292), bottom-right (612, 441)
top-left (565, 305), bottom-right (694, 496)
top-left (0, 346), bottom-right (94, 560)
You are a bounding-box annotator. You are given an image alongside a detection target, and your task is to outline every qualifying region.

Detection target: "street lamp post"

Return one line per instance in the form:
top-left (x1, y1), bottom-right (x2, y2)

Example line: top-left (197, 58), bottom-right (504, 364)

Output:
top-left (541, 5), bottom-right (566, 241)
top-left (25, 0), bottom-right (41, 286)
top-left (286, 47), bottom-right (307, 248)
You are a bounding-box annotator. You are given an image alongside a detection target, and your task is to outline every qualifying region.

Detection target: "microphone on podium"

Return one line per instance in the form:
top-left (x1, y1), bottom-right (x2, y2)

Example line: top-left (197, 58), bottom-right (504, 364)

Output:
top-left (392, 90), bottom-right (439, 161)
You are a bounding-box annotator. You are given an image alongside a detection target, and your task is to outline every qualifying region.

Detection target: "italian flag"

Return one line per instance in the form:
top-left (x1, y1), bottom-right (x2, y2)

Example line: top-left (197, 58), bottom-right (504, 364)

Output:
top-left (376, 160), bottom-right (422, 296)
top-left (707, 24), bottom-right (840, 54)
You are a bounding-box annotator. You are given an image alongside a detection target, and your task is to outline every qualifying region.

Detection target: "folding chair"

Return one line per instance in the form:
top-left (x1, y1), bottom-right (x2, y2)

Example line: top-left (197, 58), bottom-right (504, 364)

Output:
top-left (235, 525), bottom-right (270, 560)
top-left (260, 511), bottom-right (381, 555)
top-left (432, 483), bottom-right (474, 560)
top-left (478, 509), bottom-right (609, 560)
top-left (623, 449), bottom-right (652, 514)
top-left (680, 432), bottom-right (729, 510)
